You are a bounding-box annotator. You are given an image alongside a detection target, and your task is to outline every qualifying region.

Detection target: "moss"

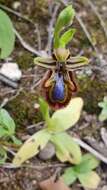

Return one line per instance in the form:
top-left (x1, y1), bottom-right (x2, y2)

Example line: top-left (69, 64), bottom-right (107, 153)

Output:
top-left (16, 50), bottom-right (34, 70)
top-left (78, 76), bottom-right (107, 114)
top-left (7, 90), bottom-right (42, 128)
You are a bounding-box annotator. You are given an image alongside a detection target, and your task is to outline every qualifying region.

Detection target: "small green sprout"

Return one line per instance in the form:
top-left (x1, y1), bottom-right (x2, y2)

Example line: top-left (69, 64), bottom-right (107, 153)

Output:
top-left (13, 97), bottom-right (83, 167)
top-left (98, 96), bottom-right (107, 121)
top-left (0, 9), bottom-right (15, 59)
top-left (62, 153), bottom-right (100, 189)
top-left (0, 108), bottom-right (22, 164)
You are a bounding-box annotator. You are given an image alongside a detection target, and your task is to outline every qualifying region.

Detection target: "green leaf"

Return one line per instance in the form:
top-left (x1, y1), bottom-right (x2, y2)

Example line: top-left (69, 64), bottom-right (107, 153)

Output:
top-left (13, 129), bottom-right (51, 166)
top-left (51, 132), bottom-right (82, 164)
top-left (98, 102), bottom-right (107, 109)
top-left (78, 171), bottom-right (100, 189)
top-left (54, 5), bottom-right (75, 48)
top-left (49, 98), bottom-right (83, 132)
top-left (11, 136), bottom-right (22, 146)
top-left (98, 97), bottom-right (107, 109)
top-left (39, 97), bottom-right (50, 122)
top-left (59, 28), bottom-right (76, 48)
top-left (0, 147), bottom-right (7, 165)
top-left (62, 167), bottom-right (77, 186)
top-left (74, 153), bottom-right (100, 174)
top-left (0, 9), bottom-right (15, 59)
top-left (98, 97), bottom-right (107, 121)
top-left (99, 109), bottom-right (107, 121)
top-left (0, 109), bottom-right (15, 136)
top-left (0, 127), bottom-right (9, 138)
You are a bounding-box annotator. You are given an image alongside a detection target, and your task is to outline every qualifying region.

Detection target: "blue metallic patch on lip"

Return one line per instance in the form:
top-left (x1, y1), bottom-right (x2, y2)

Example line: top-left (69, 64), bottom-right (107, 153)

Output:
top-left (52, 73), bottom-right (65, 101)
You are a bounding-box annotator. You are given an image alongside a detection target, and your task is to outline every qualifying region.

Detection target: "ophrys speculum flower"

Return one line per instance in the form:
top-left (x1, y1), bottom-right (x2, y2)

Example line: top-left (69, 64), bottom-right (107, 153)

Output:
top-left (34, 48), bottom-right (89, 109)
top-left (34, 5), bottom-right (89, 109)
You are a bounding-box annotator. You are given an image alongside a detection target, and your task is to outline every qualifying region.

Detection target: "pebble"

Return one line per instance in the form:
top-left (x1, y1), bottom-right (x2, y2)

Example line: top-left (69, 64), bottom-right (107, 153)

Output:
top-left (34, 103), bottom-right (40, 110)
top-left (102, 186), bottom-right (107, 190)
top-left (0, 63), bottom-right (22, 81)
top-left (12, 1), bottom-right (21, 10)
top-left (38, 143), bottom-right (55, 160)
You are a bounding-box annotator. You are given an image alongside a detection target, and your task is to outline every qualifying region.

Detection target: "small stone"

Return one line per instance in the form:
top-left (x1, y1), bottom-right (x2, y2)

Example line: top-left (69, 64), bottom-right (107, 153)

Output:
top-left (102, 186), bottom-right (107, 190)
top-left (102, 6), bottom-right (107, 11)
top-left (34, 103), bottom-right (40, 110)
top-left (38, 143), bottom-right (55, 160)
top-left (0, 63), bottom-right (22, 81)
top-left (12, 1), bottom-right (21, 10)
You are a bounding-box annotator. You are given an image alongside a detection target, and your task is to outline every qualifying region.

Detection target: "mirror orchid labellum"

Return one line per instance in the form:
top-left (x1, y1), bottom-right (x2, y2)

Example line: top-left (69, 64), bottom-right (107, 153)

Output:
top-left (34, 48), bottom-right (89, 109)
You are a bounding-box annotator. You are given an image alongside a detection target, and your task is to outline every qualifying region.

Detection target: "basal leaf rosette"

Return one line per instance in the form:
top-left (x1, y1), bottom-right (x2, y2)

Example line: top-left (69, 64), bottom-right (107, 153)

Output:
top-left (13, 97), bottom-right (83, 166)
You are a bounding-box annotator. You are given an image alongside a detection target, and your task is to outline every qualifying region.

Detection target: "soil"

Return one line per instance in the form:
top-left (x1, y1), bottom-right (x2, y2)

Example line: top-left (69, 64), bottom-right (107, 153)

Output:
top-left (0, 0), bottom-right (107, 189)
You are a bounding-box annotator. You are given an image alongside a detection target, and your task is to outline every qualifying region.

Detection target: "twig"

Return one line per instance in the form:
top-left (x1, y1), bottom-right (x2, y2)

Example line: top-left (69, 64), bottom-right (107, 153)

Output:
top-left (14, 28), bottom-right (42, 56)
top-left (0, 98), bottom-right (9, 109)
top-left (0, 73), bottom-right (18, 88)
top-left (35, 24), bottom-right (42, 51)
top-left (5, 87), bottom-right (23, 103)
top-left (46, 3), bottom-right (60, 55)
top-left (1, 163), bottom-right (67, 169)
top-left (86, 0), bottom-right (107, 39)
top-left (0, 88), bottom-right (23, 108)
top-left (27, 122), bottom-right (44, 129)
top-left (73, 137), bottom-right (107, 164)
top-left (0, 89), bottom-right (16, 97)
top-left (31, 78), bottom-right (42, 90)
top-left (3, 146), bottom-right (16, 156)
top-left (0, 3), bottom-right (34, 25)
top-left (75, 14), bottom-right (96, 50)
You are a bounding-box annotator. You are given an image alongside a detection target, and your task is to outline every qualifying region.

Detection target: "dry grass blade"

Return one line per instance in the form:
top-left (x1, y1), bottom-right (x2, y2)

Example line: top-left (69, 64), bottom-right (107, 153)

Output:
top-left (0, 3), bottom-right (34, 25)
top-left (86, 0), bottom-right (107, 39)
top-left (14, 28), bottom-right (41, 56)
top-left (73, 137), bottom-right (107, 164)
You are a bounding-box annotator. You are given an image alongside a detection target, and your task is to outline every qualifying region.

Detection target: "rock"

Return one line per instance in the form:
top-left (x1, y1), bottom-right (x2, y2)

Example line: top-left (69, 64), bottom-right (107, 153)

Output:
top-left (102, 186), bottom-right (107, 190)
top-left (12, 1), bottom-right (21, 10)
top-left (0, 63), bottom-right (22, 81)
top-left (38, 143), bottom-right (55, 160)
